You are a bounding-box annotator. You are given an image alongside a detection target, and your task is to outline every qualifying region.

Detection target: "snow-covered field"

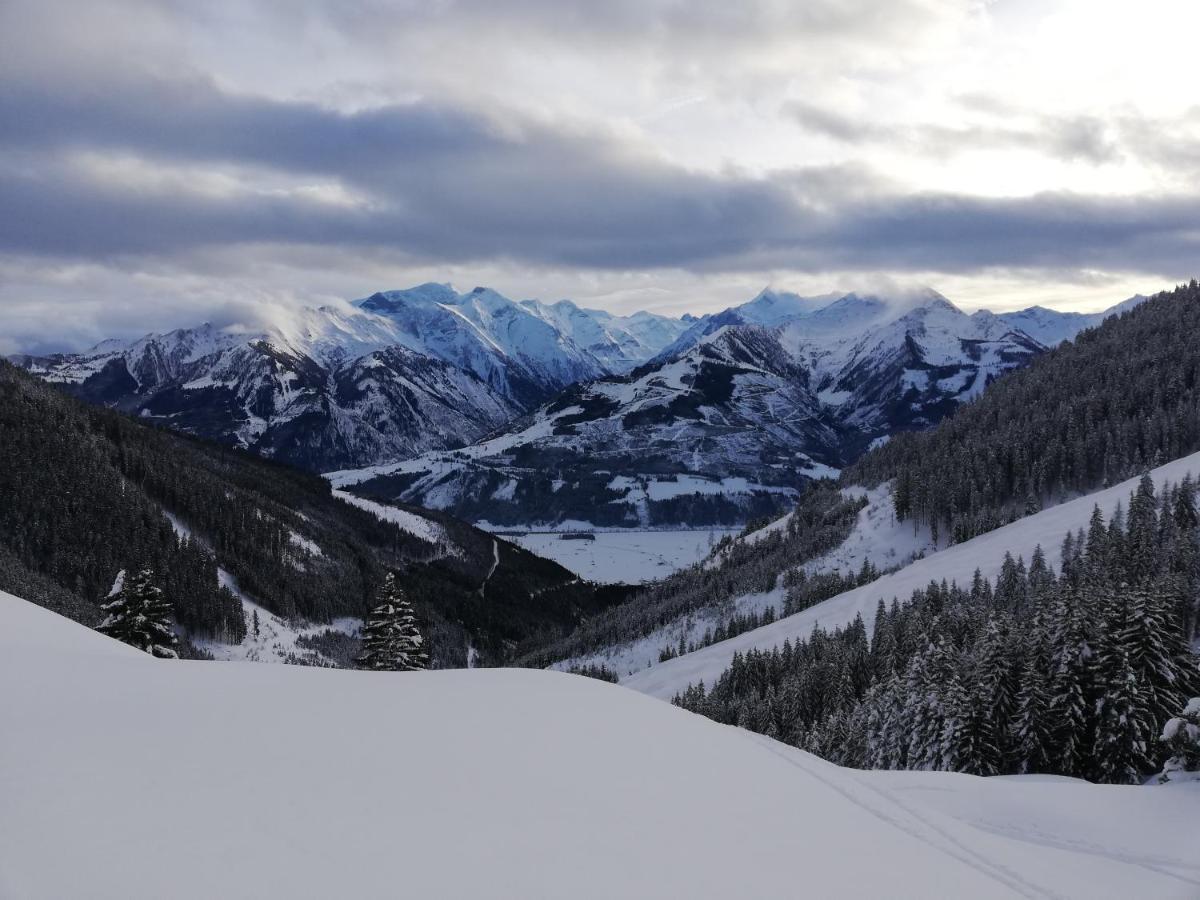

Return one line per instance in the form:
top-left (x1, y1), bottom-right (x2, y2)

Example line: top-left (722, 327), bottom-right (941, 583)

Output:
top-left (625, 450), bottom-right (1200, 699)
top-left (3, 593), bottom-right (1197, 899)
top-left (505, 529), bottom-right (737, 583)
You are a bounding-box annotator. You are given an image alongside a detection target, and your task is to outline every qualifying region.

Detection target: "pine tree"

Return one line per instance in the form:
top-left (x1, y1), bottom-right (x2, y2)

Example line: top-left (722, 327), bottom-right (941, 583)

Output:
top-left (1120, 580), bottom-right (1188, 725)
top-left (97, 566), bottom-right (179, 659)
top-left (1013, 653), bottom-right (1052, 774)
top-left (1047, 585), bottom-right (1092, 776)
top-left (1092, 651), bottom-right (1154, 784)
top-left (356, 572), bottom-right (429, 672)
top-left (974, 619), bottom-right (1016, 766)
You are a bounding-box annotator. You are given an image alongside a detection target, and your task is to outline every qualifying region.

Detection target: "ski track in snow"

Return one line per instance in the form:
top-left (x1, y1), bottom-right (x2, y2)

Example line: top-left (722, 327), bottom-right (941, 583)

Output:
top-left (624, 450), bottom-right (1200, 699)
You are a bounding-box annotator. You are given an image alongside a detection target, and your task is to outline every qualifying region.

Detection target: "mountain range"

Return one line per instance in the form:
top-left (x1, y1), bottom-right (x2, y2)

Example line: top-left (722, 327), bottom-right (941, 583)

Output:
top-left (330, 288), bottom-right (1144, 526)
top-left (12, 284), bottom-right (691, 470)
top-left (12, 282), bottom-right (1142, 524)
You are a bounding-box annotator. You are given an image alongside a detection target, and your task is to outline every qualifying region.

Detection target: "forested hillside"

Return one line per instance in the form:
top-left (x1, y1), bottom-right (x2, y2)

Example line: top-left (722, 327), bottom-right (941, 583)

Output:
top-left (0, 362), bottom-right (628, 666)
top-left (515, 483), bottom-right (865, 666)
top-left (675, 473), bottom-right (1200, 784)
top-left (522, 282), bottom-right (1200, 678)
top-left (852, 281), bottom-right (1200, 543)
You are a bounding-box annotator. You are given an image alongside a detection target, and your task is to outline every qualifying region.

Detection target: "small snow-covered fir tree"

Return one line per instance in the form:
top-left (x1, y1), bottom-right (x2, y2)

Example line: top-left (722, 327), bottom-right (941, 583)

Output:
top-left (356, 572), bottom-right (429, 672)
top-left (1158, 696), bottom-right (1200, 784)
top-left (97, 565), bottom-right (179, 659)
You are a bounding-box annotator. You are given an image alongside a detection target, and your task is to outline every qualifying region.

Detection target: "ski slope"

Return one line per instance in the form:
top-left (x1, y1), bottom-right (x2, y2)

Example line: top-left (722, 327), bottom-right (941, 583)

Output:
top-left (624, 450), bottom-right (1200, 700)
top-left (3, 593), bottom-right (1197, 899)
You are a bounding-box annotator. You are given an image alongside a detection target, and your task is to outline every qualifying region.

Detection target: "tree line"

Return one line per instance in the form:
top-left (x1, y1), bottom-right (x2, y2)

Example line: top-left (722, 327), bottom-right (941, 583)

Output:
top-left (0, 361), bottom-right (627, 667)
top-left (675, 473), bottom-right (1200, 784)
top-left (850, 282), bottom-right (1200, 545)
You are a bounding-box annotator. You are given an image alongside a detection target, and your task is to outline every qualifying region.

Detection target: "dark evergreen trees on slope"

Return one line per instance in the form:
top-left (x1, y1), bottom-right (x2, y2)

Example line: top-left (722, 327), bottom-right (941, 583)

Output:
top-left (356, 573), bottom-right (429, 672)
top-left (98, 567), bottom-right (180, 659)
top-left (0, 361), bottom-right (624, 668)
top-left (675, 474), bottom-right (1200, 784)
top-left (853, 282), bottom-right (1200, 544)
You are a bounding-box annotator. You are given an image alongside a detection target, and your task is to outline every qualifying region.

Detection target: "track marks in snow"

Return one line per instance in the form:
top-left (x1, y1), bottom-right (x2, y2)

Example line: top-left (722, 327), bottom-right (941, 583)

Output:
top-left (746, 735), bottom-right (1059, 900)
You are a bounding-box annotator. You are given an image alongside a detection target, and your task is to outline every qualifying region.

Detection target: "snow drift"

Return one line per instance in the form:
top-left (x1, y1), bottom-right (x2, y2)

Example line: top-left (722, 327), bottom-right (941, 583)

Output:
top-left (2, 592), bottom-right (1197, 899)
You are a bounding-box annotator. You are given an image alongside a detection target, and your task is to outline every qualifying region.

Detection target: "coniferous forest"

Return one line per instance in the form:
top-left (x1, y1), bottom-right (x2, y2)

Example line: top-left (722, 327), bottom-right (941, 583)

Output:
top-left (527, 285), bottom-right (1200, 674)
top-left (674, 473), bottom-right (1200, 783)
top-left (0, 361), bottom-right (630, 665)
top-left (852, 281), bottom-right (1200, 543)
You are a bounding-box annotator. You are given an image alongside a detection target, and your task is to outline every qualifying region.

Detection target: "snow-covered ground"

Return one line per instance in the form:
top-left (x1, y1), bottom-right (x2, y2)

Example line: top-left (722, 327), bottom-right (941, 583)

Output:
top-left (3, 593), bottom-right (1197, 899)
top-left (552, 588), bottom-right (779, 678)
top-left (330, 489), bottom-right (446, 545)
top-left (801, 482), bottom-right (935, 575)
top-left (506, 529), bottom-right (737, 584)
top-left (159, 508), bottom-right (358, 664)
top-left (559, 484), bottom-right (933, 678)
top-left (625, 450), bottom-right (1200, 700)
top-left (192, 567), bottom-right (360, 665)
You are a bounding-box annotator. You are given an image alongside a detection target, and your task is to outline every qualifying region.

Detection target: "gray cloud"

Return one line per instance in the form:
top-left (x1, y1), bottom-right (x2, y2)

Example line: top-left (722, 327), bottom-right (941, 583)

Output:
top-left (1, 0), bottom-right (1196, 352)
top-left (786, 99), bottom-right (1119, 165)
top-left (3, 82), bottom-right (1197, 279)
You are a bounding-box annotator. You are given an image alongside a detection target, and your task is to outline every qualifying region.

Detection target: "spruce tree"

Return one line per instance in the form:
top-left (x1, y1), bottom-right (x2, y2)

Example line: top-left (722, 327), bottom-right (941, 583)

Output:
top-left (1120, 581), bottom-right (1188, 724)
top-left (97, 566), bottom-right (179, 659)
top-left (1047, 585), bottom-right (1092, 776)
top-left (356, 572), bottom-right (429, 672)
top-left (1092, 651), bottom-right (1154, 784)
top-left (1012, 653), bottom-right (1052, 774)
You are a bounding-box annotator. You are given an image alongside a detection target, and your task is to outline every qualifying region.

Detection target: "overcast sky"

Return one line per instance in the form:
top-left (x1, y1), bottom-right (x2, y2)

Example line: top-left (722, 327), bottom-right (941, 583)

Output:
top-left (3, 0), bottom-right (1199, 352)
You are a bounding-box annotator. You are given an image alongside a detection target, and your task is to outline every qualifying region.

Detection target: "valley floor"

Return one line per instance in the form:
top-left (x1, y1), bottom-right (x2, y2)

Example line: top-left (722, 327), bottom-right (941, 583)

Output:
top-left (498, 528), bottom-right (738, 584)
top-left (2, 593), bottom-right (1197, 899)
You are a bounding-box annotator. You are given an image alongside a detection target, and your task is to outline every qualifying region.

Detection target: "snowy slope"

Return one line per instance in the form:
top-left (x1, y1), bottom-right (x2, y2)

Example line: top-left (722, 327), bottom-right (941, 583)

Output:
top-left (624, 449), bottom-right (1200, 700)
top-left (518, 297), bottom-right (691, 373)
top-left (2, 593), bottom-right (1196, 899)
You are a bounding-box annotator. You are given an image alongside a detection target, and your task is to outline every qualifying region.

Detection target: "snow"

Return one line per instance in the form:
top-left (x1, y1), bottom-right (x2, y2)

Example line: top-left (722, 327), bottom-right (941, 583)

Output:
top-left (4, 593), bottom-right (1198, 899)
top-left (818, 387), bottom-right (852, 406)
top-left (287, 529), bottom-right (323, 557)
top-left (330, 489), bottom-right (445, 545)
top-left (490, 478), bottom-right (518, 501)
top-left (643, 475), bottom-right (794, 501)
top-left (162, 510), bottom-right (194, 541)
top-left (801, 483), bottom-right (935, 576)
top-left (624, 450), bottom-right (1200, 700)
top-left (555, 587), bottom-right (780, 678)
top-left (508, 529), bottom-right (737, 584)
top-left (192, 569), bottom-right (359, 665)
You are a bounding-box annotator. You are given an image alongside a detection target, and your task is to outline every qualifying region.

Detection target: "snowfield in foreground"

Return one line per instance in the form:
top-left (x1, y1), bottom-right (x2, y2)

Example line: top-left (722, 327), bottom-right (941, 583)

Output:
top-left (2, 594), bottom-right (1198, 899)
top-left (625, 450), bottom-right (1200, 700)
